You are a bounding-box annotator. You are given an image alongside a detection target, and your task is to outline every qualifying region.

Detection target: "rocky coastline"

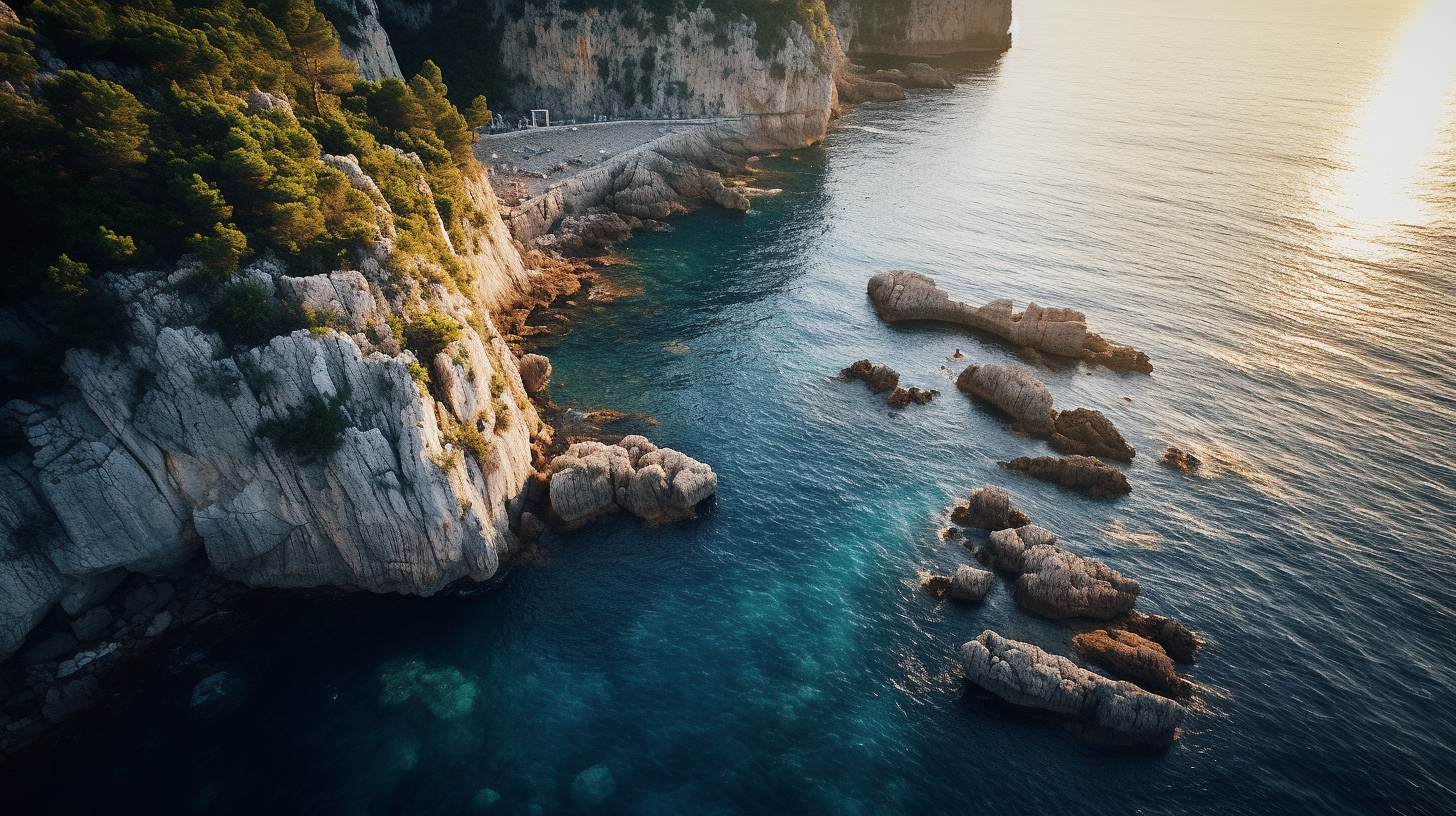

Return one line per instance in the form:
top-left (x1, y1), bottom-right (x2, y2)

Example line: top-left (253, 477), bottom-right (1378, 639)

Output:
top-left (0, 0), bottom-right (1003, 762)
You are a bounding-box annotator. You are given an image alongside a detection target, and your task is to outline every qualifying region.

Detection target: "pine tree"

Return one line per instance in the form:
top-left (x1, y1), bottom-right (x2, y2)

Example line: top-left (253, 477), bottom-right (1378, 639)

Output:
top-left (465, 95), bottom-right (492, 130)
top-left (277, 0), bottom-right (353, 114)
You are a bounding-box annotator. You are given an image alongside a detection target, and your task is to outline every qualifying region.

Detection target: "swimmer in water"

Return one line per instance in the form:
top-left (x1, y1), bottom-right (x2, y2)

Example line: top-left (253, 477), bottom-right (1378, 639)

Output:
top-left (951, 348), bottom-right (965, 359)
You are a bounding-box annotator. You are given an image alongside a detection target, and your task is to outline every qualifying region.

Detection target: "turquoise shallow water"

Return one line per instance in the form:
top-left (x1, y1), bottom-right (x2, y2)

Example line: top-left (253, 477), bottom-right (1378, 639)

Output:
top-left (5, 0), bottom-right (1456, 812)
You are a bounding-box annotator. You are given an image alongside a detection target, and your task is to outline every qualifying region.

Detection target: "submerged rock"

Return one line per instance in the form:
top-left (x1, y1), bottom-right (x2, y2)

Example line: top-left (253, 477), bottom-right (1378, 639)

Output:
top-left (1000, 455), bottom-right (1131, 498)
top-left (956, 363), bottom-right (1055, 432)
top-left (1122, 610), bottom-right (1205, 663)
top-left (840, 359), bottom-right (900, 393)
top-left (549, 435), bottom-right (717, 527)
top-left (866, 270), bottom-right (1151, 371)
top-left (1073, 629), bottom-right (1193, 699)
top-left (1048, 408), bottom-right (1136, 462)
top-left (961, 630), bottom-right (1184, 745)
top-left (1161, 446), bottom-right (1202, 473)
top-left (378, 656), bottom-right (478, 719)
top-left (950, 486), bottom-right (1031, 531)
top-left (979, 525), bottom-right (1139, 620)
top-left (571, 764), bottom-right (616, 806)
top-left (42, 676), bottom-right (99, 724)
top-left (886, 386), bottom-right (937, 409)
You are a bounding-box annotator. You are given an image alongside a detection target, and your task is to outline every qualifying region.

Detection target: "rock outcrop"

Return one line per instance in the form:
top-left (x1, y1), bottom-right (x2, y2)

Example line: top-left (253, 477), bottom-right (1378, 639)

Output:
top-left (1122, 610), bottom-right (1204, 663)
top-left (2, 152), bottom-right (542, 663)
top-left (1072, 629), bottom-right (1192, 699)
top-left (549, 435), bottom-right (717, 527)
top-left (868, 63), bottom-right (955, 89)
top-left (829, 0), bottom-right (1013, 57)
top-left (841, 359), bottom-right (900, 393)
top-left (518, 354), bottom-right (552, 401)
top-left (319, 0), bottom-right (404, 81)
top-left (835, 68), bottom-right (907, 103)
top-left (1001, 455), bottom-right (1131, 499)
top-left (506, 126), bottom-right (756, 244)
top-left (1161, 446), bottom-right (1202, 473)
top-left (886, 386), bottom-right (936, 409)
top-left (922, 564), bottom-right (992, 602)
top-left (1048, 408), bottom-right (1136, 462)
top-left (867, 271), bottom-right (1151, 372)
top-left (978, 525), bottom-right (1139, 619)
top-left (950, 485), bottom-right (1030, 530)
top-left (956, 363), bottom-right (1054, 432)
top-left (961, 630), bottom-right (1184, 745)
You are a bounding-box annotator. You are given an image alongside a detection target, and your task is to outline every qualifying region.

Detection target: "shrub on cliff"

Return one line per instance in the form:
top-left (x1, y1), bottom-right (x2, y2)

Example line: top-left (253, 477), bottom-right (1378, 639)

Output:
top-left (402, 312), bottom-right (462, 363)
top-left (260, 392), bottom-right (350, 460)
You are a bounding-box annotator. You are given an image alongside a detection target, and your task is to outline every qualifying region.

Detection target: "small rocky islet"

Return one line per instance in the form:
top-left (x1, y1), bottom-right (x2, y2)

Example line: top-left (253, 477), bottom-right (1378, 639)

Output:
top-left (850, 269), bottom-right (1207, 745)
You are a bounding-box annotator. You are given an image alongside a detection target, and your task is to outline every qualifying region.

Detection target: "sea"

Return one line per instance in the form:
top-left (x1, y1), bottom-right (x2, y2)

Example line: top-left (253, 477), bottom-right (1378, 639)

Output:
top-left (3, 0), bottom-right (1455, 812)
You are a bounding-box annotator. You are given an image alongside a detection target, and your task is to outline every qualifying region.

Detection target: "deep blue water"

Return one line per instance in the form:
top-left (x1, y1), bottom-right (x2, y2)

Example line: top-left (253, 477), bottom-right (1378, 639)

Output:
top-left (5, 0), bottom-right (1456, 813)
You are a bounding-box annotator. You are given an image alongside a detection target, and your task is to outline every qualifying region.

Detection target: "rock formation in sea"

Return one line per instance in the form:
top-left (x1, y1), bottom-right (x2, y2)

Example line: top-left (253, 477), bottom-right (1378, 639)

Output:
top-left (955, 363), bottom-right (1136, 461)
top-left (956, 363), bottom-right (1055, 432)
top-left (841, 359), bottom-right (901, 393)
top-left (950, 485), bottom-right (1031, 530)
top-left (1072, 629), bottom-right (1193, 699)
top-left (1121, 610), bottom-right (1205, 663)
top-left (978, 525), bottom-right (1140, 619)
top-left (961, 630), bottom-right (1184, 745)
top-left (829, 0), bottom-right (1013, 57)
top-left (1048, 408), bottom-right (1136, 462)
top-left (840, 360), bottom-right (938, 408)
top-left (1000, 455), bottom-right (1132, 498)
top-left (886, 386), bottom-right (937, 409)
top-left (1162, 446), bottom-right (1202, 473)
top-left (867, 270), bottom-right (1152, 373)
top-left (549, 435), bottom-right (717, 528)
top-left (924, 564), bottom-right (995, 602)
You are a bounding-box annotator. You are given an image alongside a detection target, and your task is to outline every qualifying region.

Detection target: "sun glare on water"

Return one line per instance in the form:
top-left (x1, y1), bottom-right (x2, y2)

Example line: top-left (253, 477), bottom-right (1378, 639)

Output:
top-left (1318, 0), bottom-right (1456, 258)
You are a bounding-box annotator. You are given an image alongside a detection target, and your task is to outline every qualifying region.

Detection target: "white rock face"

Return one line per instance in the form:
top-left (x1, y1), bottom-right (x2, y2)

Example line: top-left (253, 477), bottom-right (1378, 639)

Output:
top-left (949, 564), bottom-right (994, 602)
top-left (382, 0), bottom-right (842, 149)
top-left (955, 363), bottom-right (1055, 432)
top-left (0, 166), bottom-right (540, 662)
top-left (961, 630), bottom-right (1184, 745)
top-left (549, 435), bottom-right (717, 527)
top-left (868, 270), bottom-right (1089, 358)
top-left (980, 526), bottom-right (1139, 620)
top-left (320, 0), bottom-right (404, 80)
top-left (829, 0), bottom-right (1013, 56)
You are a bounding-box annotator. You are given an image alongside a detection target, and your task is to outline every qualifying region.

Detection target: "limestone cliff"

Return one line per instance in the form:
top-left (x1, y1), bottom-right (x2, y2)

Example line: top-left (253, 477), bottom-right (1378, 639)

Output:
top-left (381, 0), bottom-right (842, 148)
top-left (319, 0), bottom-right (406, 80)
top-left (0, 159), bottom-right (542, 662)
top-left (828, 0), bottom-right (1012, 56)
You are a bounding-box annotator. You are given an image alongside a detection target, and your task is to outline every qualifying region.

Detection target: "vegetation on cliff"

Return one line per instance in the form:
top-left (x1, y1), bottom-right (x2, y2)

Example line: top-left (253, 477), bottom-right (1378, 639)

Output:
top-left (0, 0), bottom-right (490, 392)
